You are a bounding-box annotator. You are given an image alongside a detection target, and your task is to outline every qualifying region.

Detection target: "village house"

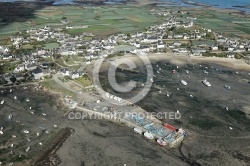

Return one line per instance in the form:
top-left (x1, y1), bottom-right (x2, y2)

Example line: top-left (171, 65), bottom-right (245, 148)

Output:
top-left (32, 67), bottom-right (44, 80)
top-left (15, 73), bottom-right (25, 82)
top-left (60, 68), bottom-right (70, 76)
top-left (227, 53), bottom-right (235, 58)
top-left (14, 64), bottom-right (25, 73)
top-left (211, 45), bottom-right (219, 51)
top-left (191, 48), bottom-right (207, 56)
top-left (25, 63), bottom-right (37, 71)
top-left (2, 54), bottom-right (13, 60)
top-left (71, 71), bottom-right (80, 79)
top-left (157, 41), bottom-right (165, 49)
top-left (173, 42), bottom-right (182, 47)
top-left (234, 47), bottom-right (246, 53)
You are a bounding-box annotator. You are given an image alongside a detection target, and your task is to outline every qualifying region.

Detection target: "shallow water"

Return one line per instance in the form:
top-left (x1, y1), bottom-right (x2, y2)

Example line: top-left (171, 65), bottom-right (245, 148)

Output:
top-left (1, 0), bottom-right (250, 12)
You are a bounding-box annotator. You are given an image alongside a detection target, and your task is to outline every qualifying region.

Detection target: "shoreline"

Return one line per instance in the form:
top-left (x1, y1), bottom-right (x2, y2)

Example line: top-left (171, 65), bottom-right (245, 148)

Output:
top-left (109, 53), bottom-right (250, 72)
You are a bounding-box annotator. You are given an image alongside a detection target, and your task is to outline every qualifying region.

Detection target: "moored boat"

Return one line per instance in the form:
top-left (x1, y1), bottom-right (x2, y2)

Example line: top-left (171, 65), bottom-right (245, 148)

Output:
top-left (202, 79), bottom-right (211, 87)
top-left (180, 80), bottom-right (187, 86)
top-left (203, 70), bottom-right (209, 74)
top-left (157, 138), bottom-right (167, 146)
top-left (133, 128), bottom-right (142, 134)
top-left (144, 132), bottom-right (154, 139)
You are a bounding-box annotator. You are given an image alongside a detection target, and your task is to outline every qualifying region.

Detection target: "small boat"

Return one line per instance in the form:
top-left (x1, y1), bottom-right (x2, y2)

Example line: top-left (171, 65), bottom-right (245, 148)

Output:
top-left (186, 70), bottom-right (189, 74)
top-left (202, 79), bottom-right (211, 87)
top-left (180, 80), bottom-right (187, 86)
top-left (133, 128), bottom-right (142, 134)
top-left (167, 93), bottom-right (170, 97)
top-left (10, 89), bottom-right (13, 93)
top-left (144, 132), bottom-right (154, 139)
top-left (229, 127), bottom-right (233, 130)
top-left (203, 70), bottom-right (209, 74)
top-left (23, 130), bottom-right (29, 134)
top-left (25, 147), bottom-right (30, 152)
top-left (8, 114), bottom-right (13, 120)
top-left (190, 94), bottom-right (193, 97)
top-left (26, 98), bottom-right (30, 102)
top-left (0, 100), bottom-right (4, 105)
top-left (225, 107), bottom-right (229, 111)
top-left (14, 96), bottom-right (17, 100)
top-left (157, 138), bottom-right (167, 146)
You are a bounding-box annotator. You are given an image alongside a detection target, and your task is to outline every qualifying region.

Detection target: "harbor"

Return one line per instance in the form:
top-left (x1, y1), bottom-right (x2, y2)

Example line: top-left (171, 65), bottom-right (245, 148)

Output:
top-left (1, 56), bottom-right (250, 165)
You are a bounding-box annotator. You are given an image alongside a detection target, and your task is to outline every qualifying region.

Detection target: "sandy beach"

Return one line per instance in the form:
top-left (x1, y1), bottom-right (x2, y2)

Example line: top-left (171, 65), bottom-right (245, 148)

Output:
top-left (110, 53), bottom-right (250, 72)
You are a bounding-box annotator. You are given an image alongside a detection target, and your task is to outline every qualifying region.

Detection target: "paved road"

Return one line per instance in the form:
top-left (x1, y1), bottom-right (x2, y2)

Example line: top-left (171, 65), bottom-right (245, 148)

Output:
top-left (52, 73), bottom-right (98, 103)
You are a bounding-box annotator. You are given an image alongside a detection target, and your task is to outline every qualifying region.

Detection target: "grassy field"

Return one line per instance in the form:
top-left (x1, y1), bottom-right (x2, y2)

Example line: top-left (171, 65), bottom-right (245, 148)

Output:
top-left (43, 42), bottom-right (59, 49)
top-left (0, 6), bottom-right (163, 37)
top-left (74, 75), bottom-right (92, 87)
top-left (186, 9), bottom-right (250, 38)
top-left (40, 79), bottom-right (76, 97)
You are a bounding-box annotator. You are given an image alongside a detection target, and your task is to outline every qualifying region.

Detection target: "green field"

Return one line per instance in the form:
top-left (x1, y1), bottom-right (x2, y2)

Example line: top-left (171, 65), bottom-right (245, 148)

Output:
top-left (40, 79), bottom-right (76, 98)
top-left (186, 9), bottom-right (250, 38)
top-left (0, 6), bottom-right (163, 37)
top-left (44, 42), bottom-right (59, 49)
top-left (74, 76), bottom-right (92, 87)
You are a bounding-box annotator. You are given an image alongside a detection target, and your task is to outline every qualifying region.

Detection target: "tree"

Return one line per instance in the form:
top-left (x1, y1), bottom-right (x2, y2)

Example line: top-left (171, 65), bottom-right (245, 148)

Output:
top-left (10, 76), bottom-right (16, 83)
top-left (126, 33), bottom-right (131, 38)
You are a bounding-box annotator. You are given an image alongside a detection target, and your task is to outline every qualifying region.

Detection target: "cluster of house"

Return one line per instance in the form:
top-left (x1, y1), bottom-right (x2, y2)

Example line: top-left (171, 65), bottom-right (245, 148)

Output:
top-left (0, 60), bottom-right (52, 85)
top-left (60, 68), bottom-right (85, 79)
top-left (0, 46), bottom-right (12, 60)
top-left (0, 45), bottom-right (54, 84)
top-left (1, 9), bottom-right (250, 85)
top-left (212, 33), bottom-right (250, 58)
